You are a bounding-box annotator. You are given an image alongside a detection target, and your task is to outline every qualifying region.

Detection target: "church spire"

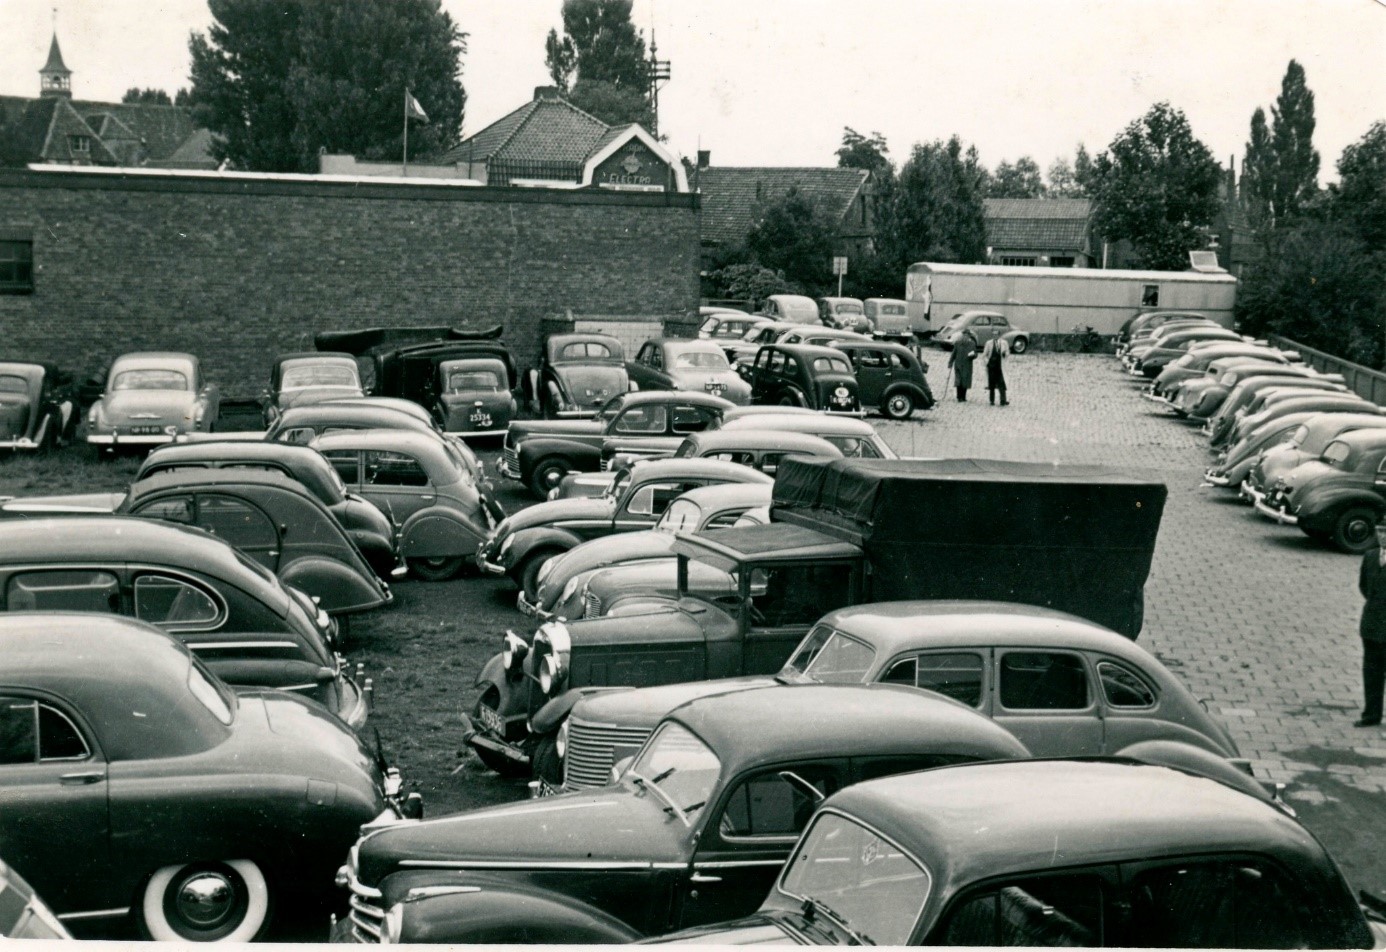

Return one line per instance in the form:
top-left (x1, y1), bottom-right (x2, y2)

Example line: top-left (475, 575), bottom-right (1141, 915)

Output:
top-left (40, 25), bottom-right (72, 99)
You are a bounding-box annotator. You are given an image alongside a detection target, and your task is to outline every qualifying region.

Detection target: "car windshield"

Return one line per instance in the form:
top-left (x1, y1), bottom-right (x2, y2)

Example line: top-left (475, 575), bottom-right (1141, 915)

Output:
top-left (834, 303), bottom-right (864, 314)
top-left (813, 356), bottom-right (852, 374)
top-left (675, 351), bottom-right (730, 370)
top-left (627, 721), bottom-right (720, 822)
top-left (783, 626), bottom-right (875, 683)
top-left (779, 811), bottom-right (930, 946)
top-left (447, 370), bottom-right (502, 392)
top-left (656, 498), bottom-right (704, 534)
top-left (1172, 354), bottom-right (1196, 368)
top-left (188, 656), bottom-right (235, 726)
top-left (605, 468), bottom-right (633, 501)
top-left (741, 326), bottom-right (769, 342)
top-left (0, 374), bottom-right (27, 394)
top-left (113, 369), bottom-right (188, 391)
top-left (1322, 440), bottom-right (1352, 467)
top-left (282, 364), bottom-right (358, 390)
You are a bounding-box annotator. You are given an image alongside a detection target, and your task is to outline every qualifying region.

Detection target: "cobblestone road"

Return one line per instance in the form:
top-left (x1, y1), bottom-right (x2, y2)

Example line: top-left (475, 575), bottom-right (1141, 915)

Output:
top-left (891, 351), bottom-right (1385, 894)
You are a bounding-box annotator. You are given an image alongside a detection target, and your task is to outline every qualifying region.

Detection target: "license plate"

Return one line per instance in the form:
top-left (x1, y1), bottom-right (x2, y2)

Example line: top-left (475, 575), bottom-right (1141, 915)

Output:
top-left (469, 411), bottom-right (492, 426)
top-left (476, 704), bottom-right (506, 736)
top-left (705, 382), bottom-right (726, 393)
top-left (129, 425), bottom-right (163, 435)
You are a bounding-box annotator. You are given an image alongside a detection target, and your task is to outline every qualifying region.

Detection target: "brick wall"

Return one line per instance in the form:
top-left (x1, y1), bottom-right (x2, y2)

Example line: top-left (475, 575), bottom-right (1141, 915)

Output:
top-left (0, 169), bottom-right (700, 396)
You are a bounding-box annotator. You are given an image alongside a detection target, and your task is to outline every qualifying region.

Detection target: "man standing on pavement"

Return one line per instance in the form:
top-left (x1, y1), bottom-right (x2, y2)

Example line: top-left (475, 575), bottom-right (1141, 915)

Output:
top-left (982, 334), bottom-right (1010, 406)
top-left (1356, 521), bottom-right (1386, 726)
top-left (948, 330), bottom-right (978, 402)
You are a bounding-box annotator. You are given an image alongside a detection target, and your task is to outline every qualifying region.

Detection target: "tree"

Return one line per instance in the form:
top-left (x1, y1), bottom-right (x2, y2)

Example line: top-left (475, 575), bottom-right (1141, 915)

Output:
top-left (1088, 102), bottom-right (1223, 269)
top-left (189, 0), bottom-right (466, 173)
top-left (1333, 120), bottom-right (1386, 253)
top-left (1269, 60), bottom-right (1320, 223)
top-left (122, 87), bottom-right (172, 105)
top-left (745, 187), bottom-right (839, 294)
top-left (1049, 144), bottom-right (1095, 197)
top-left (705, 262), bottom-right (796, 308)
top-left (1241, 106), bottom-right (1275, 232)
top-left (874, 136), bottom-right (988, 269)
top-left (836, 128), bottom-right (891, 177)
top-left (988, 156), bottom-right (1045, 198)
top-left (543, 0), bottom-right (650, 126)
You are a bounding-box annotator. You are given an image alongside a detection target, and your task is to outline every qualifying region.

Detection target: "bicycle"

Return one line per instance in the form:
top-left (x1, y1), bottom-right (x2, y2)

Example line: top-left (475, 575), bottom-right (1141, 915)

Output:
top-left (1071, 324), bottom-right (1103, 353)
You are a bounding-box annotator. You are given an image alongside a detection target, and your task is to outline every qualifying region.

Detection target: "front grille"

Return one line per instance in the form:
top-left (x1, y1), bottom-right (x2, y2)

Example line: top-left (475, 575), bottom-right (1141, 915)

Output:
top-left (503, 447), bottom-right (519, 474)
top-left (600, 457), bottom-right (611, 471)
top-left (564, 719), bottom-right (652, 790)
top-left (583, 591), bottom-right (601, 619)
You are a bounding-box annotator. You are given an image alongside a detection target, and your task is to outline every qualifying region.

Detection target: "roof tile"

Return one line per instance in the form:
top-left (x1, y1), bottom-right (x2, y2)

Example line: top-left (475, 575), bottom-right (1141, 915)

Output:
top-left (697, 167), bottom-right (869, 246)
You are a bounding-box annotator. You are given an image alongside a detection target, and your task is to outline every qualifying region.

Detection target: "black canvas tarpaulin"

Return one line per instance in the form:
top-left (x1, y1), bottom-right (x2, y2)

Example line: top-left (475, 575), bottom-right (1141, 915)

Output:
top-left (771, 457), bottom-right (1166, 637)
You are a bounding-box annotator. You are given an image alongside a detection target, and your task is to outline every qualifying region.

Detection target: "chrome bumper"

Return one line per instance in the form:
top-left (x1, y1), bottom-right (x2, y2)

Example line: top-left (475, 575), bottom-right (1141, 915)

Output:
top-left (1241, 479), bottom-right (1266, 505)
top-left (1253, 497), bottom-right (1298, 525)
top-left (1203, 469), bottom-right (1232, 487)
top-left (459, 712), bottom-right (531, 766)
top-left (475, 550), bottom-right (506, 575)
top-left (497, 455), bottom-right (520, 481)
top-left (516, 589), bottom-right (551, 619)
top-left (86, 432), bottom-right (177, 446)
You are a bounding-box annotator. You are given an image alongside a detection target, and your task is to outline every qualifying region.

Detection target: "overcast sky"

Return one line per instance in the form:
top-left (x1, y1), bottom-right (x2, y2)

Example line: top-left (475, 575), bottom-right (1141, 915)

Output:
top-left (4, 0), bottom-right (1382, 181)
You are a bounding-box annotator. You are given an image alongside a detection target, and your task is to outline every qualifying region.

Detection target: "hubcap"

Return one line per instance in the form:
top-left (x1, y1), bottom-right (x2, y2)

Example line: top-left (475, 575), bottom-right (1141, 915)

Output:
top-left (175, 872), bottom-right (236, 929)
top-left (1347, 517), bottom-right (1373, 545)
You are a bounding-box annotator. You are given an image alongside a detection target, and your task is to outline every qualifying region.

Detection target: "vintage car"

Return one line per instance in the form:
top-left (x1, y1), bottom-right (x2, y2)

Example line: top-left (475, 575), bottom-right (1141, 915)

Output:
top-left (0, 857), bottom-right (68, 939)
top-left (1121, 316), bottom-right (1223, 357)
top-left (831, 340), bottom-right (934, 419)
top-left (1210, 385), bottom-right (1370, 451)
top-left (313, 429), bottom-right (497, 581)
top-left (527, 333), bottom-right (629, 418)
top-left (333, 684), bottom-right (1031, 944)
top-left (719, 411), bottom-right (897, 458)
top-left (627, 338), bottom-right (752, 405)
top-left (1241, 411), bottom-right (1386, 503)
top-left (499, 391), bottom-right (734, 498)
top-left (550, 600), bottom-right (1244, 790)
top-left (316, 325), bottom-right (519, 410)
top-left (526, 482), bottom-right (774, 619)
top-left (1163, 357), bottom-right (1322, 419)
top-left (1204, 410), bottom-right (1337, 491)
top-left (817, 296), bottom-right (870, 332)
top-left (1255, 430), bottom-right (1386, 551)
top-left (431, 357), bottom-right (515, 437)
top-left (261, 352), bottom-right (363, 427)
top-left (742, 344), bottom-right (862, 413)
top-left (86, 352), bottom-right (220, 451)
top-left (0, 469), bottom-right (391, 617)
top-left (476, 457), bottom-right (773, 597)
top-left (721, 320), bottom-right (802, 367)
top-left (652, 759), bottom-right (1380, 947)
top-left (1115, 309), bottom-right (1216, 348)
top-left (136, 441), bottom-right (400, 578)
top-left (0, 516), bottom-right (369, 728)
top-left (773, 325), bottom-right (871, 348)
top-left (0, 360), bottom-right (77, 453)
top-left (863, 297), bottom-right (913, 344)
top-left (1204, 373), bottom-right (1352, 445)
top-left (697, 310), bottom-right (768, 342)
top-left (758, 293), bottom-right (821, 325)
top-left (933, 311), bottom-right (1030, 354)
top-left (1124, 326), bottom-right (1246, 377)
top-left (1147, 344), bottom-right (1292, 399)
top-left (0, 613), bottom-right (416, 941)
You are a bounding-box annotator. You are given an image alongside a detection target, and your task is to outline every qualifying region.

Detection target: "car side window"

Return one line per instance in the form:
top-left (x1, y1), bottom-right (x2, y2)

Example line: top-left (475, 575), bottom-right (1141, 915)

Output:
top-left (748, 563), bottom-right (853, 628)
top-left (613, 405), bottom-right (667, 435)
top-left (671, 405), bottom-right (714, 434)
top-left (323, 451), bottom-right (360, 485)
top-left (719, 764), bottom-right (840, 839)
top-left (705, 511), bottom-right (744, 529)
top-left (939, 872), bottom-right (1107, 946)
top-left (883, 652), bottom-right (985, 708)
top-left (365, 451), bottom-right (429, 488)
top-left (136, 495), bottom-right (195, 524)
top-left (889, 352), bottom-right (909, 369)
top-left (1124, 858), bottom-right (1310, 948)
top-left (768, 351), bottom-right (786, 374)
top-left (859, 350), bottom-right (889, 369)
top-left (784, 356), bottom-right (801, 378)
top-left (279, 426), bottom-right (316, 445)
top-left (0, 698), bottom-right (90, 764)
top-left (998, 652), bottom-right (1089, 710)
top-left (1098, 661), bottom-right (1158, 708)
top-left (624, 480), bottom-right (688, 517)
top-left (6, 570), bottom-right (120, 613)
top-left (133, 574), bottom-right (222, 629)
top-left (198, 495), bottom-right (279, 550)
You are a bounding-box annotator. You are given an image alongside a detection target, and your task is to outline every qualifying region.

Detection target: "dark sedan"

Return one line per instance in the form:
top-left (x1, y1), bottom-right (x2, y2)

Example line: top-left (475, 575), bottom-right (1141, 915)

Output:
top-left (742, 344), bottom-right (862, 413)
top-left (0, 360), bottom-right (77, 453)
top-left (0, 613), bottom-right (411, 941)
top-left (528, 333), bottom-right (630, 418)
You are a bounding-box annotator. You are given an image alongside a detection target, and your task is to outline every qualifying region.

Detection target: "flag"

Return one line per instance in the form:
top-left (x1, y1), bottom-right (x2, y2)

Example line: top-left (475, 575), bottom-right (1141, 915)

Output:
top-left (405, 91), bottom-right (428, 123)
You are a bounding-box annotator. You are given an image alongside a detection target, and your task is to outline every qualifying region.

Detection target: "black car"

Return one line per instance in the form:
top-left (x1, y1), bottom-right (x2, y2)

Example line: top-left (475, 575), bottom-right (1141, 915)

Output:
top-left (0, 360), bottom-right (77, 453)
top-left (830, 340), bottom-right (934, 419)
top-left (741, 343), bottom-right (861, 413)
top-left (527, 333), bottom-right (630, 418)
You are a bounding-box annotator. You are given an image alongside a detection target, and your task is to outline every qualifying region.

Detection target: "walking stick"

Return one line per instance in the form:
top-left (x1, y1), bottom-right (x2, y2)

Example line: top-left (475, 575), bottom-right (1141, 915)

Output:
top-left (943, 363), bottom-right (953, 400)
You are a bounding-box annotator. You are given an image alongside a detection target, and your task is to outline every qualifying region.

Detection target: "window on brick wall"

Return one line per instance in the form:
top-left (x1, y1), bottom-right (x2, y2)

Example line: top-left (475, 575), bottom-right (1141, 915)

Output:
top-left (0, 238), bottom-right (33, 294)
top-left (1000, 256), bottom-right (1037, 267)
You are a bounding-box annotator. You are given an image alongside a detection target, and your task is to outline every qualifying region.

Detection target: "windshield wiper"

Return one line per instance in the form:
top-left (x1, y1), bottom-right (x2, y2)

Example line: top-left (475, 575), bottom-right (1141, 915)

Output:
top-left (651, 766), bottom-right (677, 784)
top-left (627, 771), bottom-right (691, 826)
top-left (801, 897), bottom-right (875, 946)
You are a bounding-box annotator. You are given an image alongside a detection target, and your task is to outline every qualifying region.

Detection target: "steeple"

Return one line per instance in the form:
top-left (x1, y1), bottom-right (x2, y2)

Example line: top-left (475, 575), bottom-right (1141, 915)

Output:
top-left (40, 31), bottom-right (72, 99)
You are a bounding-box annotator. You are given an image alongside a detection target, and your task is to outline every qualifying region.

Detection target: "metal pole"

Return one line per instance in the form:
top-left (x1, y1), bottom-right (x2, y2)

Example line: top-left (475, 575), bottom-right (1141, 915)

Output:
top-left (837, 271), bottom-right (843, 297)
top-left (402, 90), bottom-right (409, 176)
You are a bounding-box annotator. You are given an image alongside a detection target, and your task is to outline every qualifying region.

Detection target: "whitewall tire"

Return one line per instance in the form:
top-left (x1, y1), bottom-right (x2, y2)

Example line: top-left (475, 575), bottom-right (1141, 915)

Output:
top-left (141, 859), bottom-right (270, 942)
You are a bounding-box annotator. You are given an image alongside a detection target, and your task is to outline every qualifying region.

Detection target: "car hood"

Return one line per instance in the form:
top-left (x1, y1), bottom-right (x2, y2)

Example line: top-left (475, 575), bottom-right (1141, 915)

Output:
top-left (575, 675), bottom-right (778, 729)
top-left (508, 419), bottom-right (604, 443)
top-left (536, 531), bottom-right (673, 607)
top-left (1284, 460), bottom-right (1338, 497)
top-left (553, 365), bottom-right (629, 410)
top-left (504, 496), bottom-right (615, 533)
top-left (2, 490), bottom-right (126, 514)
top-left (0, 393), bottom-right (33, 439)
top-left (279, 386), bottom-right (362, 411)
top-left (356, 785), bottom-right (687, 885)
top-left (649, 915), bottom-right (798, 945)
top-left (101, 389), bottom-right (195, 421)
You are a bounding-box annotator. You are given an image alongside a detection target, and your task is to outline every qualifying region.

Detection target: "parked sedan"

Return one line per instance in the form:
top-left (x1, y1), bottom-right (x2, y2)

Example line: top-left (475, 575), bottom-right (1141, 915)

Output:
top-left (86, 352), bottom-right (220, 452)
top-left (1241, 411), bottom-right (1386, 503)
top-left (1212, 387), bottom-right (1371, 451)
top-left (527, 333), bottom-right (629, 418)
top-left (627, 338), bottom-right (752, 405)
top-left (313, 429), bottom-right (497, 581)
top-left (832, 340), bottom-right (935, 419)
top-left (432, 357), bottom-right (515, 437)
top-left (653, 760), bottom-right (1378, 947)
top-left (697, 310), bottom-right (768, 342)
top-left (552, 600), bottom-right (1243, 790)
top-left (721, 320), bottom-right (801, 367)
top-left (1116, 309), bottom-right (1218, 347)
top-left (1147, 344), bottom-right (1291, 399)
top-left (1166, 359), bottom-right (1325, 420)
top-left (0, 613), bottom-right (414, 941)
top-left (524, 482), bottom-right (772, 618)
top-left (0, 516), bottom-right (370, 728)
top-left (775, 326), bottom-right (871, 348)
top-left (1125, 326), bottom-right (1245, 377)
top-left (1256, 430), bottom-right (1386, 551)
top-left (261, 352), bottom-right (363, 427)
top-left (1204, 410), bottom-right (1331, 490)
top-left (743, 344), bottom-right (862, 413)
top-left (0, 857), bottom-right (68, 939)
top-left (719, 412), bottom-right (896, 459)
top-left (332, 684), bottom-right (1031, 944)
top-left (0, 360), bottom-right (76, 453)
top-left (934, 311), bottom-right (1030, 354)
top-left (476, 458), bottom-right (773, 597)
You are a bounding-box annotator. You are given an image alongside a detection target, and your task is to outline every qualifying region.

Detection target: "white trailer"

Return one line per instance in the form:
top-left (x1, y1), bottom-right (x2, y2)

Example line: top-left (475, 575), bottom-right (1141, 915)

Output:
top-left (905, 262), bottom-right (1237, 336)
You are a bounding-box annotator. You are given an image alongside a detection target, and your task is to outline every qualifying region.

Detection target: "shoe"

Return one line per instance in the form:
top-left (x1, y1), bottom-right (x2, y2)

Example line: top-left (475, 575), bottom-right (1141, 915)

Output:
top-left (1354, 717), bottom-right (1381, 727)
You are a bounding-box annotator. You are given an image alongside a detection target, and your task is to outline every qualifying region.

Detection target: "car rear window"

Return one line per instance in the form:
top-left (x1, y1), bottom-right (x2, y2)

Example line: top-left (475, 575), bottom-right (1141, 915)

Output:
top-left (675, 351), bottom-right (730, 370)
top-left (112, 369), bottom-right (188, 391)
top-left (813, 357), bottom-right (852, 374)
top-left (1322, 440), bottom-right (1351, 467)
top-left (0, 374), bottom-right (27, 394)
top-left (447, 370), bottom-right (502, 391)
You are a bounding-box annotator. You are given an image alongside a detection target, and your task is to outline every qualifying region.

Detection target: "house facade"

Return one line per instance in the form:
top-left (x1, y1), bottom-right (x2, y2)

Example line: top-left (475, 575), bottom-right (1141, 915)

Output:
top-left (982, 198), bottom-right (1096, 267)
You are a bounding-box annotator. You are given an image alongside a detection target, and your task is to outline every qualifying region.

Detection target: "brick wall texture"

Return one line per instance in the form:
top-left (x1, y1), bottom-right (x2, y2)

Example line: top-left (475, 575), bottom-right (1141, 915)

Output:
top-left (0, 170), bottom-right (701, 396)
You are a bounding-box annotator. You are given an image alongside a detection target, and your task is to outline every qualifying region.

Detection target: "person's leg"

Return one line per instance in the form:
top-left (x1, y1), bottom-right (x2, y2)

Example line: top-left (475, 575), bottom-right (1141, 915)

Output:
top-left (956, 386), bottom-right (965, 402)
top-left (988, 387), bottom-right (995, 405)
top-left (1361, 638), bottom-right (1385, 725)
top-left (1000, 382), bottom-right (1008, 406)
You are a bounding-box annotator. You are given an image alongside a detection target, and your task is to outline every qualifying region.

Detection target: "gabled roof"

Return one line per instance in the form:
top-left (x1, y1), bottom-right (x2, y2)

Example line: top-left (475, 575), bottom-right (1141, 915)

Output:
top-left (70, 101), bottom-right (199, 161)
top-left (983, 197), bottom-right (1092, 252)
top-left (697, 167), bottom-right (870, 246)
top-left (0, 95), bottom-right (210, 168)
top-left (437, 94), bottom-right (609, 166)
top-left (41, 98), bottom-right (118, 164)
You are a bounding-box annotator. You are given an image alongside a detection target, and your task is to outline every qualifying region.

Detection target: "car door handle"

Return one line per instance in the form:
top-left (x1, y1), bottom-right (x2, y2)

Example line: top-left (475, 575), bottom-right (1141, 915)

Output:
top-left (60, 771), bottom-right (104, 786)
top-left (690, 872), bottom-right (722, 883)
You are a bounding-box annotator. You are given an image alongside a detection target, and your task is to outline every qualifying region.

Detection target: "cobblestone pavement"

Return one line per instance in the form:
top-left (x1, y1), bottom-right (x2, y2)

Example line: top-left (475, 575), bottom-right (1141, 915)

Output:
top-left (891, 351), bottom-right (1385, 894)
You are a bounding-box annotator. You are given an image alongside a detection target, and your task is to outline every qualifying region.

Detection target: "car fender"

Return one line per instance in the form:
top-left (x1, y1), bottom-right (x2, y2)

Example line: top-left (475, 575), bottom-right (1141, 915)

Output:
top-left (474, 652), bottom-right (530, 719)
top-left (1295, 486), bottom-right (1386, 527)
top-left (530, 686), bottom-right (633, 735)
top-left (399, 507), bottom-right (488, 559)
top-left (881, 381), bottom-right (930, 406)
top-left (278, 555), bottom-right (388, 615)
top-left (380, 871), bottom-right (643, 944)
top-left (517, 437), bottom-right (601, 476)
top-left (1115, 740), bottom-right (1272, 804)
top-left (507, 527), bottom-right (584, 572)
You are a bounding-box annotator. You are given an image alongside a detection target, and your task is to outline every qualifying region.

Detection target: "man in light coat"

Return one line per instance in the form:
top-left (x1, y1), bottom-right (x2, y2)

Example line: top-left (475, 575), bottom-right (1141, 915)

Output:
top-left (982, 335), bottom-right (1010, 406)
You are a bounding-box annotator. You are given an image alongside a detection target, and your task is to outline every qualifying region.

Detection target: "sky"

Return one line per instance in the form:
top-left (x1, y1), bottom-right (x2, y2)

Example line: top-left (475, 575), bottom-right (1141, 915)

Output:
top-left (3, 0), bottom-right (1383, 182)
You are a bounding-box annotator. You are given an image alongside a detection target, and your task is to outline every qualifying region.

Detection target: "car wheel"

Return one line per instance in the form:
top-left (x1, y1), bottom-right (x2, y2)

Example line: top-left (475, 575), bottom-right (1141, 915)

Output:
top-left (1332, 506), bottom-right (1381, 553)
top-left (407, 556), bottom-right (465, 582)
top-left (778, 391), bottom-right (806, 408)
top-left (1010, 336), bottom-right (1029, 354)
top-left (528, 458), bottom-right (571, 499)
top-left (882, 392), bottom-right (914, 420)
top-left (471, 691), bottom-right (529, 778)
top-left (531, 730), bottom-right (563, 786)
top-left (139, 859), bottom-right (271, 942)
top-left (519, 549), bottom-right (562, 601)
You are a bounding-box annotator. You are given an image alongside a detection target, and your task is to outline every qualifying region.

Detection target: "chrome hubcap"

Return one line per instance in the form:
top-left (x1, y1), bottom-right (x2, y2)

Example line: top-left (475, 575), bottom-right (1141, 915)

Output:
top-left (175, 873), bottom-right (236, 929)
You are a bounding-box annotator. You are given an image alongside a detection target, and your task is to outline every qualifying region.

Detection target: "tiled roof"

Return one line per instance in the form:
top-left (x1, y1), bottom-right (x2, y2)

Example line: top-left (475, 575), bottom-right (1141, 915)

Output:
top-left (697, 167), bottom-right (869, 246)
top-left (161, 127), bottom-right (219, 169)
top-left (42, 35), bottom-right (70, 75)
top-left (0, 95), bottom-right (206, 168)
top-left (72, 101), bottom-right (199, 161)
top-left (983, 198), bottom-right (1092, 252)
top-left (43, 98), bottom-right (118, 164)
top-left (438, 95), bottom-right (610, 166)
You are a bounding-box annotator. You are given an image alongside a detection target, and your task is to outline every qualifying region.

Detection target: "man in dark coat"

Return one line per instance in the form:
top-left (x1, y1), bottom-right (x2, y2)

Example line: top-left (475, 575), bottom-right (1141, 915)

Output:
top-left (947, 330), bottom-right (978, 402)
top-left (1356, 522), bottom-right (1386, 726)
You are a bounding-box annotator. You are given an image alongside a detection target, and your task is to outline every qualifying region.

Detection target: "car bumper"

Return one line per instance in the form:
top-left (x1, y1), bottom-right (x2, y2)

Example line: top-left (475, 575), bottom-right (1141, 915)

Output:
top-left (1253, 497), bottom-right (1298, 525)
top-left (475, 549), bottom-right (507, 575)
top-left (339, 674), bottom-right (372, 731)
top-left (1202, 469), bottom-right (1233, 487)
top-left (1241, 479), bottom-right (1266, 505)
top-left (516, 589), bottom-right (552, 619)
top-left (459, 712), bottom-right (531, 767)
top-left (497, 454), bottom-right (520, 481)
top-left (0, 438), bottom-right (42, 450)
top-left (85, 432), bottom-right (178, 446)
top-left (447, 428), bottom-right (509, 439)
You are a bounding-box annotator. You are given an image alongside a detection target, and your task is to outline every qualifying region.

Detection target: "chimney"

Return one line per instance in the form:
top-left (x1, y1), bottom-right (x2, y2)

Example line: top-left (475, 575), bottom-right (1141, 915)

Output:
top-left (533, 86), bottom-right (562, 101)
top-left (697, 150), bottom-right (711, 170)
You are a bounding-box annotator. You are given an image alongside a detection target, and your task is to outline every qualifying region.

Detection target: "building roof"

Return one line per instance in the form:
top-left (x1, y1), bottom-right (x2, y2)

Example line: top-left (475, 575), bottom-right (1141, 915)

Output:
top-left (0, 95), bottom-right (213, 169)
top-left (697, 166), bottom-right (870, 246)
top-left (41, 35), bottom-right (70, 75)
top-left (983, 197), bottom-right (1092, 252)
top-left (437, 93), bottom-right (610, 166)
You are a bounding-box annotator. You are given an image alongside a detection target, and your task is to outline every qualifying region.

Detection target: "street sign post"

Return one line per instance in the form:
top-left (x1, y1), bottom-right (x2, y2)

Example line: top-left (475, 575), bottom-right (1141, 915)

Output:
top-left (832, 256), bottom-right (848, 297)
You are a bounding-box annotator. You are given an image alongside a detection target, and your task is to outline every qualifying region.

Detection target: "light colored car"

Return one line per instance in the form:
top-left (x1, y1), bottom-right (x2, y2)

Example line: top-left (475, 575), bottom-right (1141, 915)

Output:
top-left (817, 296), bottom-right (869, 331)
top-left (934, 311), bottom-right (1029, 353)
top-left (696, 309), bottom-right (768, 342)
top-left (627, 338), bottom-right (752, 405)
top-left (864, 297), bottom-right (912, 342)
top-left (262, 352), bottom-right (363, 427)
top-left (86, 352), bottom-right (219, 451)
top-left (719, 410), bottom-right (897, 459)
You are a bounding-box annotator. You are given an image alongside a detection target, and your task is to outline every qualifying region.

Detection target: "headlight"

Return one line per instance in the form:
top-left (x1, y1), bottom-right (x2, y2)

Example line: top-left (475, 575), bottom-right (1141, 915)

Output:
top-left (536, 555), bottom-right (557, 589)
top-left (556, 719), bottom-right (569, 759)
top-left (382, 904), bottom-right (404, 944)
top-left (539, 653), bottom-right (561, 695)
top-left (501, 631), bottom-right (528, 674)
top-left (535, 621), bottom-right (570, 696)
top-left (499, 535), bottom-right (515, 559)
top-left (560, 576), bottom-right (580, 605)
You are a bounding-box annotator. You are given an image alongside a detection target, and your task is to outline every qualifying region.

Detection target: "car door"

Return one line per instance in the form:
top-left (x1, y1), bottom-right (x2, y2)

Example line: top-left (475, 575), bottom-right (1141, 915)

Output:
top-left (679, 761), bottom-right (845, 929)
top-left (878, 649), bottom-right (989, 711)
top-left (360, 450), bottom-right (435, 523)
top-left (852, 348), bottom-right (890, 407)
top-left (742, 562), bottom-right (856, 674)
top-left (1091, 656), bottom-right (1165, 753)
top-left (628, 344), bottom-right (663, 391)
top-left (670, 404), bottom-right (717, 436)
top-left (989, 649), bottom-right (1103, 757)
top-left (614, 479), bottom-right (699, 532)
top-left (192, 493), bottom-right (282, 572)
top-left (0, 694), bottom-right (111, 913)
top-left (321, 449), bottom-right (363, 492)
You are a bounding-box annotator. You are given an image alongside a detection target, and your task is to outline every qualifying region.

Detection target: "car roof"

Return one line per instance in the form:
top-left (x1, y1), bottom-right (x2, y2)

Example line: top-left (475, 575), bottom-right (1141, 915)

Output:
top-left (673, 522), bottom-right (862, 565)
top-left (826, 760), bottom-right (1314, 896)
top-left (145, 440), bottom-right (329, 469)
top-left (864, 298), bottom-right (907, 305)
top-left (109, 352), bottom-right (197, 371)
top-left (548, 332), bottom-right (623, 355)
top-left (439, 356), bottom-right (508, 371)
top-left (276, 402), bottom-right (429, 427)
top-left (680, 429), bottom-right (843, 455)
top-left (661, 482), bottom-right (772, 511)
top-left (1304, 412), bottom-right (1386, 438)
top-left (656, 338), bottom-right (725, 353)
top-left (129, 466), bottom-right (314, 501)
top-left (276, 351), bottom-right (355, 365)
top-left (1327, 428), bottom-right (1386, 451)
top-left (951, 310), bottom-right (1004, 321)
top-left (670, 683), bottom-right (1029, 777)
top-left (832, 340), bottom-right (917, 357)
top-left (818, 297), bottom-right (864, 305)
top-left (613, 390), bottom-right (734, 410)
top-left (0, 360), bottom-right (58, 378)
top-left (628, 457), bottom-right (775, 484)
top-left (779, 327), bottom-right (866, 341)
top-left (771, 343), bottom-right (855, 360)
top-left (310, 427), bottom-right (449, 457)
top-left (721, 413), bottom-right (876, 436)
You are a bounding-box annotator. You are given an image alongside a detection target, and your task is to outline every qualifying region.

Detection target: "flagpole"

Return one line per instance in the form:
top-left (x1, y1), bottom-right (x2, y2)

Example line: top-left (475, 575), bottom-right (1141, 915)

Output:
top-left (402, 90), bottom-right (409, 176)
